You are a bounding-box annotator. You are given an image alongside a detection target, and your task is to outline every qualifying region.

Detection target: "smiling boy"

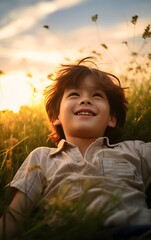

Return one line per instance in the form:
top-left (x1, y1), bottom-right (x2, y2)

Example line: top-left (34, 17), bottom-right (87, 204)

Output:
top-left (53, 74), bottom-right (116, 156)
top-left (0, 57), bottom-right (151, 239)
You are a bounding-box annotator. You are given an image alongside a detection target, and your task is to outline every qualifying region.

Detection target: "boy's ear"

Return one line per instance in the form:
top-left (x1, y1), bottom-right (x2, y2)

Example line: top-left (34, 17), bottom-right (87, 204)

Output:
top-left (53, 118), bottom-right (61, 126)
top-left (108, 115), bottom-right (117, 128)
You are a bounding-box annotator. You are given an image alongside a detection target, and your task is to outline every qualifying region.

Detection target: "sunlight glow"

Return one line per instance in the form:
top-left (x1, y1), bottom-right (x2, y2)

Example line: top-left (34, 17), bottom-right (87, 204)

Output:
top-left (0, 71), bottom-right (49, 113)
top-left (15, 50), bottom-right (64, 66)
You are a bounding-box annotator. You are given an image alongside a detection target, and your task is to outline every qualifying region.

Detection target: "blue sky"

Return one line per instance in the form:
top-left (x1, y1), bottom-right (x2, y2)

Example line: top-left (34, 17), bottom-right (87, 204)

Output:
top-left (0, 0), bottom-right (150, 74)
top-left (0, 0), bottom-right (150, 111)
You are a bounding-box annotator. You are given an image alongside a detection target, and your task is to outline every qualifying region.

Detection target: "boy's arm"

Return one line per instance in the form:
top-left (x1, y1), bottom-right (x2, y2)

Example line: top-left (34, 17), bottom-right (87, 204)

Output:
top-left (0, 190), bottom-right (33, 239)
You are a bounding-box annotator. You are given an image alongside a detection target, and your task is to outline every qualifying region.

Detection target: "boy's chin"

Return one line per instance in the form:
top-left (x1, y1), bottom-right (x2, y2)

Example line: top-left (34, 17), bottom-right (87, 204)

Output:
top-left (71, 130), bottom-right (103, 139)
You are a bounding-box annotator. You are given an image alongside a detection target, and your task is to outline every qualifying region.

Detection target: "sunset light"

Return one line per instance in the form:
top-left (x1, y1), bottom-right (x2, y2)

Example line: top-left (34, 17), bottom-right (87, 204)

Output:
top-left (0, 71), bottom-right (49, 113)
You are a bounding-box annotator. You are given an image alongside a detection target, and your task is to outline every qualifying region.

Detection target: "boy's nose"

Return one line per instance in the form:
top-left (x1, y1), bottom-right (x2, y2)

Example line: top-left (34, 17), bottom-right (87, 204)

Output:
top-left (80, 98), bottom-right (91, 105)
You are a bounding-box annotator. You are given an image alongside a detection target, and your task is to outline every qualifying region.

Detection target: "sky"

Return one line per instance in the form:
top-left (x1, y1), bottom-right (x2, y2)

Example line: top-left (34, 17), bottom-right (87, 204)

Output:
top-left (0, 0), bottom-right (151, 112)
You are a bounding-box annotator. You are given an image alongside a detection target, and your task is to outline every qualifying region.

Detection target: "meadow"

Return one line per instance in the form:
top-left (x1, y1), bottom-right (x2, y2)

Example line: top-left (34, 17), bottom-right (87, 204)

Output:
top-left (0, 16), bottom-right (151, 239)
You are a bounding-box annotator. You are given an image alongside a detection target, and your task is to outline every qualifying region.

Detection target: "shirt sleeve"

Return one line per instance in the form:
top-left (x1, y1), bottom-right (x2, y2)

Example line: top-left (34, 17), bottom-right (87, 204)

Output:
top-left (135, 141), bottom-right (151, 184)
top-left (9, 148), bottom-right (47, 203)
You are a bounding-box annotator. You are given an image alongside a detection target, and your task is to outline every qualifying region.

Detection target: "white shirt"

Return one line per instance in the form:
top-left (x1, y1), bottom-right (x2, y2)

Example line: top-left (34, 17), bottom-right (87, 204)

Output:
top-left (9, 137), bottom-right (151, 226)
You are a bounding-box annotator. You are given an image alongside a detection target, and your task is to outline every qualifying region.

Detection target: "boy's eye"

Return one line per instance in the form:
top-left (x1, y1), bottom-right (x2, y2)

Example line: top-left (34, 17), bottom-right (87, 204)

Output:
top-left (93, 93), bottom-right (103, 98)
top-left (68, 92), bottom-right (79, 97)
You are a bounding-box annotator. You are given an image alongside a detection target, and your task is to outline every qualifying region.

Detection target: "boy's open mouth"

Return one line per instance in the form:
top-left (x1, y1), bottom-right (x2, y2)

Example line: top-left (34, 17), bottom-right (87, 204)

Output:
top-left (74, 109), bottom-right (96, 116)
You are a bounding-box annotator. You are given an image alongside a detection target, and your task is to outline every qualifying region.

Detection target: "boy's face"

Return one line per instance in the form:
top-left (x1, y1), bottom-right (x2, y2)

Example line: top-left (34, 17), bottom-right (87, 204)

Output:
top-left (54, 75), bottom-right (116, 142)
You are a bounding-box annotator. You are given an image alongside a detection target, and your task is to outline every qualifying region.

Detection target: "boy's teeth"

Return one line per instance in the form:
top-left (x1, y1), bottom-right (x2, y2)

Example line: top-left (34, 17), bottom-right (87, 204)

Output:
top-left (78, 112), bottom-right (92, 116)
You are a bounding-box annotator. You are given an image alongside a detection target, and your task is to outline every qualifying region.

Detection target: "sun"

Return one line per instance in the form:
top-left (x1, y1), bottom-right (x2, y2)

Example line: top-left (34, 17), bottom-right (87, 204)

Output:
top-left (0, 71), bottom-right (49, 113)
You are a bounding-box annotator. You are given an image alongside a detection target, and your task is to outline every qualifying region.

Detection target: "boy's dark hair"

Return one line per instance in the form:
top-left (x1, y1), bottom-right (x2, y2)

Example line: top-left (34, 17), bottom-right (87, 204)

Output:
top-left (44, 57), bottom-right (128, 145)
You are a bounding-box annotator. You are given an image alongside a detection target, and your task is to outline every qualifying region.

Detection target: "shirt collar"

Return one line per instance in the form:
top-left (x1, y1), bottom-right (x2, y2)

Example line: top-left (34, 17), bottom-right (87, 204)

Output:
top-left (50, 139), bottom-right (74, 156)
top-left (50, 137), bottom-right (119, 156)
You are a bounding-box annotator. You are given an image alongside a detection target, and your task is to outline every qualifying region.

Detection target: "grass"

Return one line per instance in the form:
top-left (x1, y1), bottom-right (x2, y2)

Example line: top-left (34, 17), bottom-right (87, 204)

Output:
top-left (0, 105), bottom-right (53, 215)
top-left (14, 181), bottom-right (122, 240)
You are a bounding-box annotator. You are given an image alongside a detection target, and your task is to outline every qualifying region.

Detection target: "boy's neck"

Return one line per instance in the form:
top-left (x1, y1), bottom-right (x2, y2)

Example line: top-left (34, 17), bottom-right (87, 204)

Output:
top-left (66, 137), bottom-right (98, 157)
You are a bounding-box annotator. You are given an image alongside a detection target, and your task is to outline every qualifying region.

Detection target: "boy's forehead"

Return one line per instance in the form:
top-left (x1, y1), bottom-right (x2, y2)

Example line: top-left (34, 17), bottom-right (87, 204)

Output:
top-left (66, 75), bottom-right (102, 89)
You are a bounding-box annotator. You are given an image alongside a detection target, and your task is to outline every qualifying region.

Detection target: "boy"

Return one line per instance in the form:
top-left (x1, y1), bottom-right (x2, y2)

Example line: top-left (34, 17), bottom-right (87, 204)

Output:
top-left (0, 57), bottom-right (151, 239)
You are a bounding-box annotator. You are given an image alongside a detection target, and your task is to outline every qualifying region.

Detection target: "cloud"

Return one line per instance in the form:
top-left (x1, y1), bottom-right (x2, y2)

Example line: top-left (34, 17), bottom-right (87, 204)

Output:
top-left (67, 17), bottom-right (150, 52)
top-left (111, 20), bottom-right (150, 40)
top-left (0, 2), bottom-right (150, 75)
top-left (0, 0), bottom-right (85, 40)
top-left (60, 19), bottom-right (150, 73)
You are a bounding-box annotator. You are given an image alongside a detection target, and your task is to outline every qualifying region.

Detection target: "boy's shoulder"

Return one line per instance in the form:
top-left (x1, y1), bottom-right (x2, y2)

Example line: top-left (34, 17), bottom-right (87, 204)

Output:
top-left (29, 146), bottom-right (58, 160)
top-left (118, 139), bottom-right (150, 147)
top-left (116, 139), bottom-right (151, 156)
top-left (107, 138), bottom-right (145, 149)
